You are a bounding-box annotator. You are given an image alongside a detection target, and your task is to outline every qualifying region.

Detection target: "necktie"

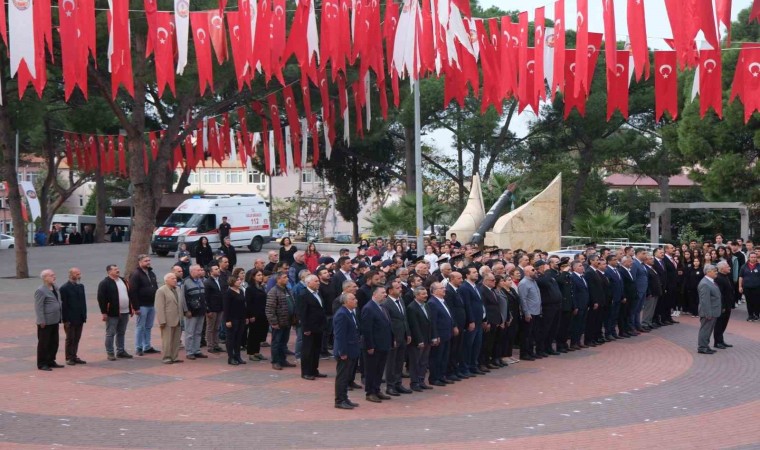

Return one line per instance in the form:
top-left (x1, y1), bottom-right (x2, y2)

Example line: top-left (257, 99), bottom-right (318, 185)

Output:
top-left (313, 291), bottom-right (322, 307)
top-left (440, 299), bottom-right (452, 317)
top-left (395, 299), bottom-right (404, 315)
top-left (350, 310), bottom-right (358, 328)
top-left (421, 303), bottom-right (429, 319)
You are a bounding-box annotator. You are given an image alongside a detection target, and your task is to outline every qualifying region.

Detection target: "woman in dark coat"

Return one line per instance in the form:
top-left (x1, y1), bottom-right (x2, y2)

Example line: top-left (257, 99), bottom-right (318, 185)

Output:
top-left (195, 236), bottom-right (214, 269)
top-left (279, 237), bottom-right (297, 265)
top-left (223, 275), bottom-right (248, 365)
top-left (684, 259), bottom-right (704, 317)
top-left (245, 269), bottom-right (269, 361)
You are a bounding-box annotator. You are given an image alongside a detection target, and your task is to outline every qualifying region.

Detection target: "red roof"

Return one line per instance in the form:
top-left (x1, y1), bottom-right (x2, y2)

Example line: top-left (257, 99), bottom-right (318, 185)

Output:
top-left (604, 174), bottom-right (696, 188)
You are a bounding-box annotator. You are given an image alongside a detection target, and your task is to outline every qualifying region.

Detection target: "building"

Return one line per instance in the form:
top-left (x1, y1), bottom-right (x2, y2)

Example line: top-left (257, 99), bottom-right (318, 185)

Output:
top-left (603, 173), bottom-right (697, 190)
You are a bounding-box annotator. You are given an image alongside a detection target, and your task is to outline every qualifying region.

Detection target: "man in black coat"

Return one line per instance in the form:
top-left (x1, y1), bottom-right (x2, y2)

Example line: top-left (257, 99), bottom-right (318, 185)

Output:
top-left (642, 255), bottom-right (663, 331)
top-left (536, 261), bottom-right (563, 355)
top-left (60, 267), bottom-right (87, 365)
top-left (218, 237), bottom-right (237, 269)
top-left (584, 257), bottom-right (606, 346)
top-left (297, 275), bottom-right (328, 380)
top-left (360, 286), bottom-right (393, 403)
top-left (478, 274), bottom-right (502, 369)
top-left (381, 279), bottom-right (411, 396)
top-left (661, 244), bottom-right (680, 325)
top-left (651, 248), bottom-right (668, 327)
top-left (406, 286), bottom-right (437, 392)
top-left (619, 257), bottom-right (639, 338)
top-left (204, 263), bottom-right (225, 353)
top-left (444, 271), bottom-right (468, 380)
top-left (714, 261), bottom-right (735, 349)
top-left (128, 255), bottom-right (159, 356)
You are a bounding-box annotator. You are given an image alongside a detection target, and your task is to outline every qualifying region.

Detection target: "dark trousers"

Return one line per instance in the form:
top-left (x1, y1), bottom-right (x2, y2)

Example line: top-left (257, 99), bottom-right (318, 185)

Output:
top-left (492, 325), bottom-right (506, 359)
top-left (504, 320), bottom-right (519, 356)
top-left (225, 319), bottom-right (245, 361)
top-left (37, 324), bottom-right (59, 368)
top-left (335, 356), bottom-right (357, 404)
top-left (618, 300), bottom-right (632, 333)
top-left (654, 293), bottom-right (671, 323)
top-left (570, 308), bottom-right (588, 344)
top-left (271, 326), bottom-right (291, 365)
top-left (606, 302), bottom-right (621, 336)
top-left (363, 349), bottom-right (387, 395)
top-left (520, 317), bottom-right (536, 355)
top-left (746, 287), bottom-right (760, 318)
top-left (322, 316), bottom-right (333, 353)
top-left (713, 308), bottom-right (731, 345)
top-left (429, 339), bottom-right (450, 382)
top-left (541, 307), bottom-right (560, 352)
top-left (447, 331), bottom-right (464, 375)
top-left (479, 326), bottom-right (496, 365)
top-left (64, 322), bottom-right (84, 361)
top-left (385, 343), bottom-right (406, 388)
top-left (463, 326), bottom-right (482, 372)
top-left (407, 344), bottom-right (430, 386)
top-left (585, 306), bottom-right (602, 342)
top-left (556, 310), bottom-right (572, 348)
top-left (246, 320), bottom-right (268, 355)
top-left (301, 331), bottom-right (323, 376)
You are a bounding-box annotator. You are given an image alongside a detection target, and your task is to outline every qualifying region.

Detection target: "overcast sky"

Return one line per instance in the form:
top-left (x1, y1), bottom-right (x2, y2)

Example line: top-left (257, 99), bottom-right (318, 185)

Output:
top-left (423, 0), bottom-right (755, 159)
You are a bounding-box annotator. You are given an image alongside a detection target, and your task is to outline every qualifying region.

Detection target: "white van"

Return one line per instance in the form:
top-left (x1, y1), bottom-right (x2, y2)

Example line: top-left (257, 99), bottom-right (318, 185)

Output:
top-left (151, 195), bottom-right (272, 256)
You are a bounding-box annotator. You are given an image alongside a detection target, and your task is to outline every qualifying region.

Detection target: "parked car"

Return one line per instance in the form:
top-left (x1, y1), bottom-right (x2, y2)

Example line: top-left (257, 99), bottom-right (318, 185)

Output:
top-left (332, 234), bottom-right (353, 244)
top-left (0, 233), bottom-right (14, 249)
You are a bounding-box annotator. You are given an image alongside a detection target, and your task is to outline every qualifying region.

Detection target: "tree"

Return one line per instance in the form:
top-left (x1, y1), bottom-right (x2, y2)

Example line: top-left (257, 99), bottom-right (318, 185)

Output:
top-left (572, 208), bottom-right (645, 242)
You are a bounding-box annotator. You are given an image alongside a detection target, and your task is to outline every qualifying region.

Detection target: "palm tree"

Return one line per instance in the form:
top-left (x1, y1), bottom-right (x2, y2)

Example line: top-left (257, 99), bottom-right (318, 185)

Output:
top-left (399, 194), bottom-right (454, 234)
top-left (367, 203), bottom-right (409, 239)
top-left (571, 208), bottom-right (644, 242)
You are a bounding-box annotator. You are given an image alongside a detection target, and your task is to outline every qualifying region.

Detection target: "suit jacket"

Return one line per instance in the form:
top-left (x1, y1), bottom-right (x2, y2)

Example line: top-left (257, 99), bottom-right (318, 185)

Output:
top-left (34, 285), bottom-right (62, 325)
top-left (333, 306), bottom-right (361, 359)
top-left (444, 284), bottom-right (467, 329)
top-left (381, 296), bottom-right (410, 347)
top-left (296, 289), bottom-right (328, 334)
top-left (459, 281), bottom-right (483, 326)
top-left (154, 284), bottom-right (181, 327)
top-left (663, 256), bottom-right (678, 294)
top-left (698, 277), bottom-right (722, 318)
top-left (360, 300), bottom-right (392, 352)
top-left (653, 258), bottom-right (667, 293)
top-left (428, 296), bottom-right (454, 342)
top-left (478, 285), bottom-right (502, 325)
top-left (604, 266), bottom-right (624, 304)
top-left (632, 259), bottom-right (649, 298)
top-left (585, 267), bottom-right (606, 307)
top-left (331, 270), bottom-right (350, 295)
top-left (621, 267), bottom-right (638, 304)
top-left (356, 284), bottom-right (374, 316)
top-left (646, 265), bottom-right (663, 297)
top-left (715, 273), bottom-right (735, 310)
top-left (59, 281), bottom-right (87, 324)
top-left (570, 272), bottom-right (589, 310)
top-left (407, 300), bottom-right (434, 345)
top-left (204, 277), bottom-right (224, 312)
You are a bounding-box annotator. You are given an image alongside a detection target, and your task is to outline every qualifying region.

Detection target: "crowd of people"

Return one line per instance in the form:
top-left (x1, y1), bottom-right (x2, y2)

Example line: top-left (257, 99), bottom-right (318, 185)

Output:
top-left (34, 233), bottom-right (751, 408)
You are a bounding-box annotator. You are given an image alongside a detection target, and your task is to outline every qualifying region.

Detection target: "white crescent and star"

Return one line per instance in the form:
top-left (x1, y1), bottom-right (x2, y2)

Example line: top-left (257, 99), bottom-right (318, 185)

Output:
top-left (61, 0), bottom-right (75, 16)
top-left (659, 64), bottom-right (673, 78)
top-left (577, 12), bottom-right (584, 27)
top-left (704, 58), bottom-right (717, 73)
top-left (211, 15), bottom-right (223, 29)
top-left (196, 28), bottom-right (207, 43)
top-left (157, 27), bottom-right (169, 44)
top-left (615, 63), bottom-right (625, 76)
top-left (748, 62), bottom-right (760, 77)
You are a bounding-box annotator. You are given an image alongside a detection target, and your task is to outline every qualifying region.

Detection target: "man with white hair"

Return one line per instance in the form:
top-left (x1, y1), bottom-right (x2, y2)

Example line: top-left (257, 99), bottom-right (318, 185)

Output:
top-left (713, 261), bottom-right (735, 350)
top-left (60, 268), bottom-right (87, 365)
top-left (297, 274), bottom-right (328, 380)
top-left (155, 272), bottom-right (183, 364)
top-left (697, 265), bottom-right (722, 354)
top-left (289, 251), bottom-right (308, 286)
top-left (35, 269), bottom-right (63, 371)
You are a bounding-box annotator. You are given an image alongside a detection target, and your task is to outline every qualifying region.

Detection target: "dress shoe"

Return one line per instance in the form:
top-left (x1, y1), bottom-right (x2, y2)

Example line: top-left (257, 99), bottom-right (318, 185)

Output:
top-left (38, 366), bottom-right (52, 371)
top-left (163, 359), bottom-right (174, 364)
top-left (272, 363), bottom-right (283, 370)
top-left (722, 343), bottom-right (733, 348)
top-left (411, 385), bottom-right (423, 392)
top-left (107, 353), bottom-right (117, 361)
top-left (586, 341), bottom-right (598, 347)
top-left (603, 336), bottom-right (614, 342)
top-left (144, 347), bottom-right (160, 354)
top-left (473, 368), bottom-right (487, 374)
top-left (228, 359), bottom-right (240, 366)
top-left (396, 386), bottom-right (413, 394)
top-left (172, 359), bottom-right (184, 363)
top-left (558, 347), bottom-right (569, 353)
top-left (315, 372), bottom-right (327, 378)
top-left (595, 339), bottom-right (606, 345)
top-left (347, 399), bottom-right (360, 407)
top-left (431, 380), bottom-right (446, 387)
top-left (697, 348), bottom-right (716, 354)
top-left (487, 363), bottom-right (500, 370)
top-left (74, 358), bottom-right (87, 364)
top-left (569, 344), bottom-right (580, 351)
top-left (301, 375), bottom-right (315, 380)
top-left (50, 362), bottom-right (65, 368)
top-left (457, 372), bottom-right (471, 379)
top-left (236, 359), bottom-right (247, 364)
top-left (66, 360), bottom-right (76, 366)
top-left (420, 383), bottom-right (433, 390)
top-left (636, 328), bottom-right (649, 333)
top-left (261, 341), bottom-right (270, 347)
top-left (186, 354), bottom-right (196, 360)
top-left (377, 392), bottom-right (392, 400)
top-left (546, 350), bottom-right (561, 356)
top-left (136, 349), bottom-right (144, 356)
top-left (116, 352), bottom-right (133, 359)
top-left (366, 394), bottom-right (382, 403)
top-left (335, 401), bottom-right (354, 409)
top-left (578, 343), bottom-right (589, 348)
top-left (521, 355), bottom-right (536, 361)
top-left (669, 319), bottom-right (680, 324)
top-left (385, 388), bottom-right (401, 396)
top-left (714, 343), bottom-right (727, 349)
top-left (282, 361), bottom-right (297, 367)
top-left (446, 375), bottom-right (461, 382)
top-left (194, 353), bottom-right (209, 358)
top-left (349, 381), bottom-right (363, 389)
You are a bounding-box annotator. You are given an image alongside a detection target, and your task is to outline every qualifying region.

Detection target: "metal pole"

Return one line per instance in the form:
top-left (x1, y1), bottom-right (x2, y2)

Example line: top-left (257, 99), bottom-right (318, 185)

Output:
top-left (414, 79), bottom-right (424, 251)
top-left (15, 131), bottom-right (18, 171)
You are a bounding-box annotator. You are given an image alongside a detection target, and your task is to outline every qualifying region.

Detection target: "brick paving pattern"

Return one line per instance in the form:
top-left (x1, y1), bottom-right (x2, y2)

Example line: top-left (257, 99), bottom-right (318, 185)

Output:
top-left (0, 244), bottom-right (758, 448)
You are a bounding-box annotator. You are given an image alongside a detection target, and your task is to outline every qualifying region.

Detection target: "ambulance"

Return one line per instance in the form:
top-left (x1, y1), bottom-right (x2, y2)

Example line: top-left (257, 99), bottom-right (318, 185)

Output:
top-left (151, 195), bottom-right (272, 256)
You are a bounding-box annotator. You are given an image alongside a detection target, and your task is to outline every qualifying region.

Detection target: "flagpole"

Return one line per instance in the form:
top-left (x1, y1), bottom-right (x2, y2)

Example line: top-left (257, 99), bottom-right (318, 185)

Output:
top-left (414, 79), bottom-right (424, 252)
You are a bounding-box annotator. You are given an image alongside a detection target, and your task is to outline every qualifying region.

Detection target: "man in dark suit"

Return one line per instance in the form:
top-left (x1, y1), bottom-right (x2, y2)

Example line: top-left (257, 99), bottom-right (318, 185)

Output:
top-left (60, 267), bottom-right (87, 365)
top-left (407, 286), bottom-right (437, 391)
top-left (381, 279), bottom-right (411, 396)
top-left (650, 248), bottom-right (667, 327)
top-left (631, 249), bottom-right (649, 331)
top-left (360, 286), bottom-right (393, 403)
top-left (662, 244), bottom-right (680, 325)
top-left (428, 282), bottom-right (457, 386)
top-left (643, 255), bottom-right (663, 331)
top-left (698, 265), bottom-right (722, 354)
top-left (569, 262), bottom-right (589, 349)
top-left (444, 271), bottom-right (468, 380)
top-left (333, 293), bottom-right (361, 409)
top-left (619, 257), bottom-right (639, 337)
top-left (35, 269), bottom-right (63, 371)
top-left (203, 263), bottom-right (225, 353)
top-left (356, 270), bottom-right (383, 316)
top-left (713, 261), bottom-right (735, 349)
top-left (331, 257), bottom-right (353, 295)
top-left (478, 274), bottom-right (502, 370)
top-left (459, 266), bottom-right (485, 375)
top-left (584, 257), bottom-right (605, 346)
top-left (297, 275), bottom-right (328, 380)
top-left (536, 262), bottom-right (562, 355)
top-left (604, 255), bottom-right (624, 339)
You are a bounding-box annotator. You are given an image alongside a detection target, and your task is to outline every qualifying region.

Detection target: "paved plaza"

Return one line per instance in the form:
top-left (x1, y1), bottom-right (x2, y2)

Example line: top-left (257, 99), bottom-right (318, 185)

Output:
top-left (0, 244), bottom-right (759, 449)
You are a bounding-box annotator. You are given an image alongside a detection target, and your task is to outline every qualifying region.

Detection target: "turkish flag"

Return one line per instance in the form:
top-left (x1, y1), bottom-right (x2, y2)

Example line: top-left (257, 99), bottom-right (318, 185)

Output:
top-left (551, 0), bottom-right (566, 99)
top-left (517, 12), bottom-right (529, 106)
top-left (335, 0), bottom-right (352, 79)
top-left (698, 48), bottom-right (722, 118)
top-left (690, 0), bottom-right (719, 50)
top-left (574, 0), bottom-right (589, 95)
top-left (519, 48), bottom-right (538, 114)
top-left (627, 0), bottom-right (649, 80)
top-left (207, 118), bottom-right (222, 166)
top-left (563, 49), bottom-right (586, 117)
top-left (282, 85), bottom-right (301, 167)
top-left (716, 0), bottom-right (732, 45)
top-left (109, 0), bottom-right (134, 99)
top-left (654, 51), bottom-right (678, 122)
top-left (741, 45), bottom-right (760, 122)
top-left (665, 0), bottom-right (699, 70)
top-left (498, 17), bottom-right (515, 99)
top-left (286, 0), bottom-right (319, 83)
top-left (269, 0), bottom-right (287, 85)
top-left (606, 50), bottom-right (630, 120)
top-left (419, 0), bottom-right (435, 76)
top-left (64, 133), bottom-right (74, 168)
top-left (195, 129), bottom-right (206, 168)
top-left (117, 136), bottom-right (127, 176)
top-left (108, 136), bottom-right (116, 174)
top-left (191, 12), bottom-right (214, 95)
top-left (153, 12), bottom-right (176, 98)
top-left (148, 131), bottom-right (159, 162)
top-left (0, 0), bottom-right (6, 47)
top-left (236, 106), bottom-right (250, 158)
top-left (534, 7), bottom-right (546, 102)
top-left (58, 0), bottom-right (89, 100)
top-left (207, 10), bottom-right (227, 64)
top-left (98, 136), bottom-right (107, 174)
top-left (267, 94), bottom-right (286, 174)
top-left (751, 0), bottom-right (760, 24)
top-left (184, 135), bottom-right (196, 170)
top-left (144, 0), bottom-right (157, 56)
top-left (320, 0), bottom-right (341, 79)
top-left (384, 0), bottom-right (399, 72)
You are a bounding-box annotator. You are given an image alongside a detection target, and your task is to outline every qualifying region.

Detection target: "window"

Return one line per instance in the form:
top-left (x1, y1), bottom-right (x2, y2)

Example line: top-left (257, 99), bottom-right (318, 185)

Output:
top-left (202, 170), bottom-right (222, 184)
top-left (18, 172), bottom-right (39, 184)
top-left (226, 170), bottom-right (244, 184)
top-left (79, 195), bottom-right (84, 207)
top-left (301, 169), bottom-right (315, 184)
top-left (248, 170), bottom-right (266, 185)
top-left (187, 172), bottom-right (198, 185)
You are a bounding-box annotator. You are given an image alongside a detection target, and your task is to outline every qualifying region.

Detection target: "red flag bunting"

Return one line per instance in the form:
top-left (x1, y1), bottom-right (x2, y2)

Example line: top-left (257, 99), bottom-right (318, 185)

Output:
top-left (716, 0), bottom-right (732, 45)
top-left (627, 0), bottom-right (649, 80)
top-left (282, 85), bottom-right (302, 167)
top-left (602, 0), bottom-right (616, 75)
top-left (534, 7), bottom-right (546, 102)
top-left (191, 12), bottom-right (214, 95)
top-left (654, 51), bottom-right (678, 122)
top-left (606, 50), bottom-right (630, 120)
top-left (699, 48), bottom-right (722, 118)
top-left (154, 12), bottom-right (176, 98)
top-left (117, 136), bottom-right (127, 176)
top-left (551, 0), bottom-right (566, 99)
top-left (109, 0), bottom-right (134, 98)
top-left (752, 0), bottom-right (760, 23)
top-left (574, 0), bottom-right (589, 94)
top-left (267, 94), bottom-right (286, 174)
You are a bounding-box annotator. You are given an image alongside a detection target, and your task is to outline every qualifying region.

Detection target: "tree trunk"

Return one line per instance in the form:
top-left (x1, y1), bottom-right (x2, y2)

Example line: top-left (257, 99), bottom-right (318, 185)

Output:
top-left (657, 176), bottom-right (672, 242)
top-left (562, 146), bottom-right (592, 235)
top-left (173, 166), bottom-right (192, 193)
top-left (404, 126), bottom-right (415, 194)
top-left (0, 102), bottom-right (29, 278)
top-left (38, 118), bottom-right (57, 236)
top-left (471, 142), bottom-right (481, 177)
top-left (352, 158), bottom-right (360, 242)
top-left (94, 167), bottom-right (107, 243)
